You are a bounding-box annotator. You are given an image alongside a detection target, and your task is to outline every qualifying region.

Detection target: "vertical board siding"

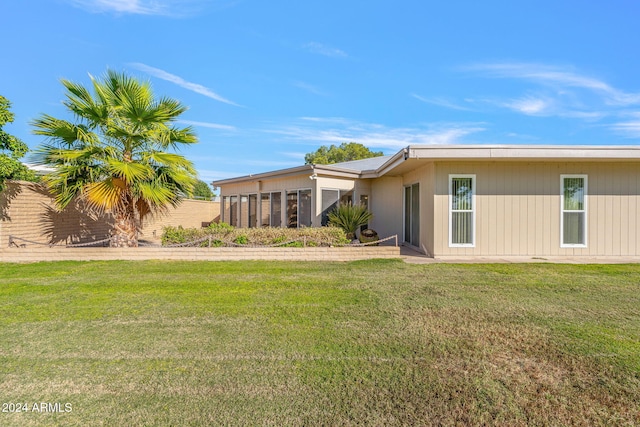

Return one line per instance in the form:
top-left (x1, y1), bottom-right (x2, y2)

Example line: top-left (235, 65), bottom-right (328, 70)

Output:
top-left (370, 177), bottom-right (404, 244)
top-left (433, 161), bottom-right (640, 256)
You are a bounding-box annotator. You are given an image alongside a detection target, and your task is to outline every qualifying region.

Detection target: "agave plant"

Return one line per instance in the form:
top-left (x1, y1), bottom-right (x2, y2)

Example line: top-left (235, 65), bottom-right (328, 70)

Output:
top-left (32, 70), bottom-right (197, 247)
top-left (327, 203), bottom-right (373, 240)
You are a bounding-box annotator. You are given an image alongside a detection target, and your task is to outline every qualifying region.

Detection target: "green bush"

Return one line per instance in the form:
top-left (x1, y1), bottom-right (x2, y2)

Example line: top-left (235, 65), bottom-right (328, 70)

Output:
top-left (328, 203), bottom-right (373, 240)
top-left (161, 225), bottom-right (350, 247)
top-left (161, 225), bottom-right (205, 245)
top-left (233, 235), bottom-right (248, 245)
top-left (207, 222), bottom-right (234, 233)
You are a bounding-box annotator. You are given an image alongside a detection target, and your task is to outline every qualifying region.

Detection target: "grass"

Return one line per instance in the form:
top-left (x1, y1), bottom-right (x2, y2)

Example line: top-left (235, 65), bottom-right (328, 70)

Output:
top-left (0, 260), bottom-right (639, 426)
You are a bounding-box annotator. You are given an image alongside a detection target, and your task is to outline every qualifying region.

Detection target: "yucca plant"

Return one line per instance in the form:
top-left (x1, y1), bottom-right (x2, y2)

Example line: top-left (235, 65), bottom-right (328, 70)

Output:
top-left (32, 70), bottom-right (197, 247)
top-left (327, 203), bottom-right (373, 240)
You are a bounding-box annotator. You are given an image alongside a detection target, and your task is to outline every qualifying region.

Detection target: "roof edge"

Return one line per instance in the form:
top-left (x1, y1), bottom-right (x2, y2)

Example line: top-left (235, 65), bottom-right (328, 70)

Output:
top-left (212, 164), bottom-right (314, 186)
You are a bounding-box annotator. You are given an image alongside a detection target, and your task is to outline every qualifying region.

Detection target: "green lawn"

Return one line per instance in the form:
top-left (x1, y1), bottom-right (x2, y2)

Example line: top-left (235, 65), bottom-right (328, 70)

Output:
top-left (0, 260), bottom-right (639, 426)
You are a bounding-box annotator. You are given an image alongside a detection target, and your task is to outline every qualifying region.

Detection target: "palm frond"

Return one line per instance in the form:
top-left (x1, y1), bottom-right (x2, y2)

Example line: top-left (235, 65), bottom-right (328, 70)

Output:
top-left (146, 151), bottom-right (195, 169)
top-left (106, 158), bottom-right (154, 183)
top-left (84, 178), bottom-right (126, 211)
top-left (32, 69), bottom-right (199, 244)
top-left (31, 115), bottom-right (99, 147)
top-left (61, 79), bottom-right (109, 126)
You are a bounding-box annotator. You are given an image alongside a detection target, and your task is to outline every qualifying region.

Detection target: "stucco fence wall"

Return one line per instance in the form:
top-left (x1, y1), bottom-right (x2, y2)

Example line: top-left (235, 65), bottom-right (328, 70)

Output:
top-left (0, 246), bottom-right (401, 262)
top-left (0, 181), bottom-right (220, 247)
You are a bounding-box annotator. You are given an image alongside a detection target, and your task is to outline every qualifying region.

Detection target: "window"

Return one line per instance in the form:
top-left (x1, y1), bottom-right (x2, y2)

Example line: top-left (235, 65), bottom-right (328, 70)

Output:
top-left (321, 189), bottom-right (359, 226)
top-left (340, 190), bottom-right (353, 205)
top-left (449, 175), bottom-right (475, 247)
top-left (286, 189), bottom-right (312, 228)
top-left (229, 196), bottom-right (238, 227)
top-left (299, 189), bottom-right (312, 227)
top-left (260, 192), bottom-right (282, 227)
top-left (239, 195), bottom-right (248, 227)
top-left (359, 194), bottom-right (369, 208)
top-left (260, 193), bottom-right (270, 226)
top-left (287, 191), bottom-right (297, 228)
top-left (561, 175), bottom-right (587, 247)
top-left (321, 189), bottom-right (340, 226)
top-left (271, 192), bottom-right (282, 227)
top-left (222, 196), bottom-right (229, 224)
top-left (248, 194), bottom-right (257, 228)
top-left (404, 184), bottom-right (419, 247)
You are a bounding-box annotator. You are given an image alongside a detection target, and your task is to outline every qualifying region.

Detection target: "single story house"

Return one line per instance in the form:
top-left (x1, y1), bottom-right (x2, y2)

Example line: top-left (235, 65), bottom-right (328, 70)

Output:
top-left (212, 145), bottom-right (640, 257)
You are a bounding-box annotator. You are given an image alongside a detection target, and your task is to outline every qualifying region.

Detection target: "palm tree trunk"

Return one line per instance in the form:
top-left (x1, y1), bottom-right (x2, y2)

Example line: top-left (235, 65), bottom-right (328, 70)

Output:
top-left (110, 202), bottom-right (138, 247)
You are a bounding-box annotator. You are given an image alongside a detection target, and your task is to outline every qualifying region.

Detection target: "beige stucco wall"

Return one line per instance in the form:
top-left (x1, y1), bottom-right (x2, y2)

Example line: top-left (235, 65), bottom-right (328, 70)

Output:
top-left (0, 181), bottom-right (220, 246)
top-left (0, 181), bottom-right (113, 247)
top-left (431, 161), bottom-right (640, 256)
top-left (141, 199), bottom-right (220, 240)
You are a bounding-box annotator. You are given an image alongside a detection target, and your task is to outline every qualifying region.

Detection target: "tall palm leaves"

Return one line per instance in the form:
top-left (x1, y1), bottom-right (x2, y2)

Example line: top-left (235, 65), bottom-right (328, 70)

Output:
top-left (33, 70), bottom-right (197, 247)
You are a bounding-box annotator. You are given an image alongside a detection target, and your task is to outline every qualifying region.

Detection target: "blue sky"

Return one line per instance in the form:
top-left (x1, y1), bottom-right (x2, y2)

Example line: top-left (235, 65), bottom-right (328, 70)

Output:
top-left (2, 0), bottom-right (640, 182)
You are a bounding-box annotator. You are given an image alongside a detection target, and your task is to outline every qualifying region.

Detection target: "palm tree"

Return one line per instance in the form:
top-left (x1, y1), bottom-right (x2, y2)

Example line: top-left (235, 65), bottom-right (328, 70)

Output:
top-left (32, 70), bottom-right (198, 247)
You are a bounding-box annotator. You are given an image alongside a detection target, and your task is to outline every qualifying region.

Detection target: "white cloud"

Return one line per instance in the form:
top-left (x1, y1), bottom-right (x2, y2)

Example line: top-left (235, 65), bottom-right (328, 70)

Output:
top-left (411, 94), bottom-right (472, 111)
top-left (266, 118), bottom-right (485, 149)
top-left (503, 96), bottom-right (551, 115)
top-left (293, 81), bottom-right (328, 96)
top-left (129, 63), bottom-right (241, 107)
top-left (177, 120), bottom-right (236, 131)
top-left (66, 0), bottom-right (222, 16)
top-left (467, 62), bottom-right (640, 106)
top-left (462, 62), bottom-right (637, 129)
top-left (610, 119), bottom-right (640, 138)
top-left (303, 42), bottom-right (348, 58)
top-left (68, 0), bottom-right (161, 14)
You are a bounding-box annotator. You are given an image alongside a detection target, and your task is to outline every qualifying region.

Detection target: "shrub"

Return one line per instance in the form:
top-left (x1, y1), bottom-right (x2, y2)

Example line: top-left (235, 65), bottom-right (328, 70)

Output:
top-left (161, 226), bottom-right (205, 245)
top-left (328, 203), bottom-right (373, 240)
top-left (233, 235), bottom-right (248, 245)
top-left (161, 225), bottom-right (349, 247)
top-left (207, 222), bottom-right (235, 233)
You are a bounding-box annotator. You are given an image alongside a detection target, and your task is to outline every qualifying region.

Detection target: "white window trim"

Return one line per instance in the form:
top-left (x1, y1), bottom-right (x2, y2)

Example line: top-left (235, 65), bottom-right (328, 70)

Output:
top-left (560, 174), bottom-right (588, 248)
top-left (449, 174), bottom-right (476, 248)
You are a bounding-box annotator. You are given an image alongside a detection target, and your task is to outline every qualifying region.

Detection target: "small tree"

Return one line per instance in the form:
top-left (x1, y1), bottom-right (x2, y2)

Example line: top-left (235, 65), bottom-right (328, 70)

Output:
top-left (304, 142), bottom-right (383, 165)
top-left (328, 203), bottom-right (373, 240)
top-left (33, 70), bottom-right (198, 247)
top-left (0, 95), bottom-right (36, 191)
top-left (192, 179), bottom-right (214, 200)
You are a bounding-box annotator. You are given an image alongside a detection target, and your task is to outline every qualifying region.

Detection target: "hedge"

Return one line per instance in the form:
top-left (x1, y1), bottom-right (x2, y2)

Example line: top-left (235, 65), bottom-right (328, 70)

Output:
top-left (161, 223), bottom-right (350, 247)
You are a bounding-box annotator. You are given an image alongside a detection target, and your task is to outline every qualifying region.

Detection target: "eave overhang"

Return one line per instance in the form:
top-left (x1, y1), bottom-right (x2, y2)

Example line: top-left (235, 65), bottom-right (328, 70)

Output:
top-left (213, 145), bottom-right (640, 187)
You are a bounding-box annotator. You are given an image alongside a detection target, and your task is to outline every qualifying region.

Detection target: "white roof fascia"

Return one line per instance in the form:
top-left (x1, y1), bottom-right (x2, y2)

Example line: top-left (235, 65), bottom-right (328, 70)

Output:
top-left (212, 165), bottom-right (313, 186)
top-left (313, 165), bottom-right (364, 179)
top-left (406, 145), bottom-right (640, 161)
top-left (367, 148), bottom-right (409, 177)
